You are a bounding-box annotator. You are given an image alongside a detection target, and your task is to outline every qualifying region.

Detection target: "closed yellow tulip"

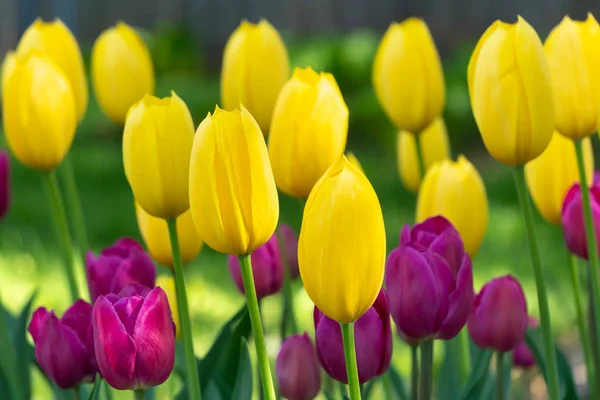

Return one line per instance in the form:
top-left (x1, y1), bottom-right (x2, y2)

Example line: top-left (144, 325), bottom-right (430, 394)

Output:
top-left (397, 117), bottom-right (450, 193)
top-left (189, 106), bottom-right (279, 256)
top-left (545, 14), bottom-right (600, 139)
top-left (17, 18), bottom-right (88, 121)
top-left (136, 203), bottom-right (203, 267)
top-left (373, 18), bottom-right (445, 133)
top-left (123, 92), bottom-right (194, 219)
top-left (346, 152), bottom-right (364, 174)
top-left (525, 133), bottom-right (594, 224)
top-left (416, 156), bottom-right (488, 257)
top-left (2, 51), bottom-right (76, 172)
top-left (92, 22), bottom-right (155, 125)
top-left (268, 67), bottom-right (348, 199)
top-left (156, 275), bottom-right (181, 338)
top-left (221, 19), bottom-right (289, 132)
top-left (468, 17), bottom-right (554, 166)
top-left (298, 156), bottom-right (386, 324)
top-left (1, 52), bottom-right (16, 92)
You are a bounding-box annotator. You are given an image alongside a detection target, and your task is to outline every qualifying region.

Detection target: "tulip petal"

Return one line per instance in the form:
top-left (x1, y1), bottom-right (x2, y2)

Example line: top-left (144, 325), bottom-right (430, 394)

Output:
top-left (28, 307), bottom-right (50, 343)
top-left (429, 226), bottom-right (465, 276)
top-left (438, 255), bottom-right (474, 340)
top-left (109, 250), bottom-right (155, 295)
top-left (356, 290), bottom-right (392, 380)
top-left (113, 296), bottom-right (145, 335)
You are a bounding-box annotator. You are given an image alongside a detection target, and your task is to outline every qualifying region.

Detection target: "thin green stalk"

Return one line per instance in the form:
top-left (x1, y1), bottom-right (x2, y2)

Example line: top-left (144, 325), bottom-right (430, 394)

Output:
top-left (458, 329), bottom-right (471, 384)
top-left (382, 372), bottom-right (393, 399)
top-left (340, 323), bottom-right (361, 400)
top-left (496, 352), bottom-right (505, 400)
top-left (0, 298), bottom-right (23, 400)
top-left (276, 227), bottom-right (298, 340)
top-left (239, 254), bottom-right (276, 400)
top-left (411, 345), bottom-right (419, 400)
top-left (44, 171), bottom-right (79, 301)
top-left (415, 134), bottom-right (426, 182)
top-left (166, 219), bottom-right (201, 400)
top-left (134, 390), bottom-right (145, 400)
top-left (512, 166), bottom-right (560, 400)
top-left (419, 340), bottom-right (434, 400)
top-left (60, 155), bottom-right (89, 255)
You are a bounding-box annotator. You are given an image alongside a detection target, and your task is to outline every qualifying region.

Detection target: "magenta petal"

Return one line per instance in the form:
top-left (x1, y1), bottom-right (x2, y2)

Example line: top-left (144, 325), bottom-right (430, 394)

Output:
top-left (399, 224), bottom-right (412, 246)
top-left (438, 255), bottom-right (473, 340)
top-left (429, 228), bottom-right (465, 276)
top-left (118, 284), bottom-right (152, 298)
top-left (132, 287), bottom-right (175, 388)
top-left (62, 300), bottom-right (93, 344)
top-left (109, 251), bottom-right (155, 295)
top-left (113, 296), bottom-right (145, 335)
top-left (314, 313), bottom-right (347, 383)
top-left (28, 307), bottom-right (50, 342)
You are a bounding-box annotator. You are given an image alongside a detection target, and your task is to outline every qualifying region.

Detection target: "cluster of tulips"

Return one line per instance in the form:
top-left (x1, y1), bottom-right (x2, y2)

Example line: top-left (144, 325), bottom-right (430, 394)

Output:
top-left (3, 7), bottom-right (600, 400)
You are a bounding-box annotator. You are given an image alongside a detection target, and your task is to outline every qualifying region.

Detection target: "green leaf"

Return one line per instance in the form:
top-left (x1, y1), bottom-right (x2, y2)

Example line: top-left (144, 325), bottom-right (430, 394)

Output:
top-left (525, 327), bottom-right (579, 400)
top-left (13, 293), bottom-right (36, 400)
top-left (437, 339), bottom-right (463, 400)
top-left (362, 379), bottom-right (376, 399)
top-left (0, 367), bottom-right (13, 400)
top-left (87, 378), bottom-right (101, 400)
top-left (459, 347), bottom-right (493, 400)
top-left (231, 338), bottom-right (253, 400)
top-left (387, 365), bottom-right (409, 400)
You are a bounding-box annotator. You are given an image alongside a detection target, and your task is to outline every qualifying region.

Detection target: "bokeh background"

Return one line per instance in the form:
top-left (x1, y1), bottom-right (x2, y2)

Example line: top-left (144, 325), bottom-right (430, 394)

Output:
top-left (2, 0), bottom-right (600, 398)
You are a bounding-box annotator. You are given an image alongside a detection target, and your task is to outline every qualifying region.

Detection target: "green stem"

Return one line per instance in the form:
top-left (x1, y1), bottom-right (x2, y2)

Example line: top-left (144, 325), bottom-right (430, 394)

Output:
top-left (276, 227), bottom-right (298, 340)
top-left (458, 329), bottom-right (471, 384)
top-left (166, 219), bottom-right (201, 400)
top-left (411, 345), bottom-right (419, 400)
top-left (134, 390), bottom-right (145, 400)
top-left (44, 171), bottom-right (79, 301)
top-left (496, 352), bottom-right (505, 400)
top-left (382, 372), bottom-right (393, 400)
top-left (415, 133), bottom-right (426, 183)
top-left (60, 155), bottom-right (89, 255)
top-left (73, 386), bottom-right (81, 400)
top-left (0, 298), bottom-right (24, 400)
top-left (419, 340), bottom-right (433, 400)
top-left (340, 322), bottom-right (361, 400)
top-left (238, 254), bottom-right (276, 400)
top-left (512, 166), bottom-right (559, 400)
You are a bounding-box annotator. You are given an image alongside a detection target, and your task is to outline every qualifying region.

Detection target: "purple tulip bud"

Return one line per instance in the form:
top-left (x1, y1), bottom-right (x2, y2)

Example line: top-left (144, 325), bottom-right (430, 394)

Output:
top-left (93, 285), bottom-right (175, 390)
top-left (468, 275), bottom-right (528, 352)
top-left (561, 184), bottom-right (600, 260)
top-left (386, 216), bottom-right (473, 343)
top-left (513, 317), bottom-right (537, 369)
top-left (28, 300), bottom-right (97, 389)
top-left (228, 233), bottom-right (283, 299)
top-left (594, 171), bottom-right (600, 186)
top-left (276, 333), bottom-right (321, 400)
top-left (279, 224), bottom-right (299, 279)
top-left (86, 238), bottom-right (156, 302)
top-left (0, 151), bottom-right (9, 220)
top-left (314, 290), bottom-right (392, 384)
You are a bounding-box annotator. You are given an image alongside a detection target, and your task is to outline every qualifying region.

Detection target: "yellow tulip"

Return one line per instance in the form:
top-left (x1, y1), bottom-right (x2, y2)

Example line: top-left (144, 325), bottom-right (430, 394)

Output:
top-left (373, 18), bottom-right (445, 133)
top-left (525, 133), bottom-right (594, 224)
top-left (1, 52), bottom-right (16, 92)
top-left (2, 51), bottom-right (76, 172)
top-left (136, 203), bottom-right (203, 267)
top-left (123, 92), bottom-right (194, 219)
top-left (397, 117), bottom-right (450, 193)
top-left (221, 19), bottom-right (289, 132)
top-left (92, 22), bottom-right (155, 125)
top-left (17, 18), bottom-right (88, 121)
top-left (156, 275), bottom-right (181, 338)
top-left (416, 156), bottom-right (488, 257)
top-left (268, 67), bottom-right (348, 199)
top-left (545, 14), bottom-right (600, 139)
top-left (189, 106), bottom-right (279, 255)
top-left (468, 16), bottom-right (554, 166)
top-left (346, 152), bottom-right (364, 174)
top-left (298, 156), bottom-right (386, 324)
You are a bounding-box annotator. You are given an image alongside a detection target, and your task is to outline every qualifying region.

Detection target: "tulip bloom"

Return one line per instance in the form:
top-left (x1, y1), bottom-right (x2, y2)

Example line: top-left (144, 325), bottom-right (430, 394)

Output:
top-left (156, 275), bottom-right (180, 338)
top-left (228, 233), bottom-right (282, 299)
top-left (386, 216), bottom-right (473, 343)
top-left (268, 67), bottom-right (349, 199)
top-left (279, 224), bottom-right (299, 279)
top-left (416, 156), bottom-right (488, 257)
top-left (28, 300), bottom-right (97, 389)
top-left (189, 106), bottom-right (279, 255)
top-left (93, 285), bottom-right (175, 390)
top-left (92, 22), bottom-right (155, 125)
top-left (314, 290), bottom-right (392, 383)
top-left (86, 238), bottom-right (156, 302)
top-left (2, 51), bottom-right (76, 171)
top-left (16, 18), bottom-right (88, 120)
top-left (526, 133), bottom-right (594, 224)
top-left (373, 18), bottom-right (445, 133)
top-left (562, 183), bottom-right (600, 260)
top-left (397, 117), bottom-right (450, 193)
top-left (221, 19), bottom-right (289, 132)
top-left (299, 156), bottom-right (386, 324)
top-left (513, 317), bottom-right (537, 369)
top-left (346, 152), bottom-right (364, 174)
top-left (124, 93), bottom-right (195, 219)
top-left (468, 17), bottom-right (554, 166)
top-left (0, 151), bottom-right (9, 220)
top-left (276, 333), bottom-right (321, 400)
top-left (135, 203), bottom-right (202, 267)
top-left (545, 14), bottom-right (600, 139)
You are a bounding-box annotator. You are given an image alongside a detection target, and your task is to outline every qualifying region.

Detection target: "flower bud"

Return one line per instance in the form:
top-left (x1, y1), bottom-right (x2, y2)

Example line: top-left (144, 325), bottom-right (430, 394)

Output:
top-left (561, 183), bottom-right (600, 260)
top-left (373, 18), bottom-right (445, 133)
top-left (276, 333), bottom-right (321, 400)
top-left (0, 151), bottom-right (10, 220)
top-left (416, 156), bottom-right (488, 257)
top-left (189, 106), bottom-right (279, 255)
top-left (279, 224), bottom-right (299, 279)
top-left (314, 290), bottom-right (392, 384)
top-left (386, 216), bottom-right (473, 343)
top-left (468, 275), bottom-right (528, 352)
top-left (468, 17), bottom-right (554, 166)
top-left (28, 300), bottom-right (97, 389)
top-left (91, 22), bottom-right (155, 125)
top-left (513, 317), bottom-right (537, 369)
top-left (221, 19), bottom-right (289, 132)
top-left (86, 238), bottom-right (156, 302)
top-left (93, 286), bottom-right (175, 390)
top-left (156, 275), bottom-right (180, 338)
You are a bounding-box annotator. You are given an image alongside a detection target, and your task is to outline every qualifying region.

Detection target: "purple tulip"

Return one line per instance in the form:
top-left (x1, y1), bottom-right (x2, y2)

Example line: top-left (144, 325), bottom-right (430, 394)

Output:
top-left (93, 285), bottom-right (175, 390)
top-left (385, 216), bottom-right (473, 343)
top-left (228, 233), bottom-right (282, 299)
top-left (468, 275), bottom-right (528, 352)
top-left (276, 333), bottom-right (321, 400)
top-left (28, 300), bottom-right (97, 389)
top-left (279, 224), bottom-right (299, 279)
top-left (0, 151), bottom-right (9, 220)
top-left (513, 317), bottom-right (537, 369)
top-left (562, 183), bottom-right (600, 260)
top-left (314, 289), bottom-right (392, 384)
top-left (86, 238), bottom-right (156, 302)
top-left (594, 171), bottom-right (600, 186)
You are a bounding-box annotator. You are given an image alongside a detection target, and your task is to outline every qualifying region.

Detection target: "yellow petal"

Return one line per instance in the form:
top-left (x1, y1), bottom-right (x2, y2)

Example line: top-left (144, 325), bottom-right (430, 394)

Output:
top-left (155, 275), bottom-right (181, 338)
top-left (346, 152), bottom-right (364, 174)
